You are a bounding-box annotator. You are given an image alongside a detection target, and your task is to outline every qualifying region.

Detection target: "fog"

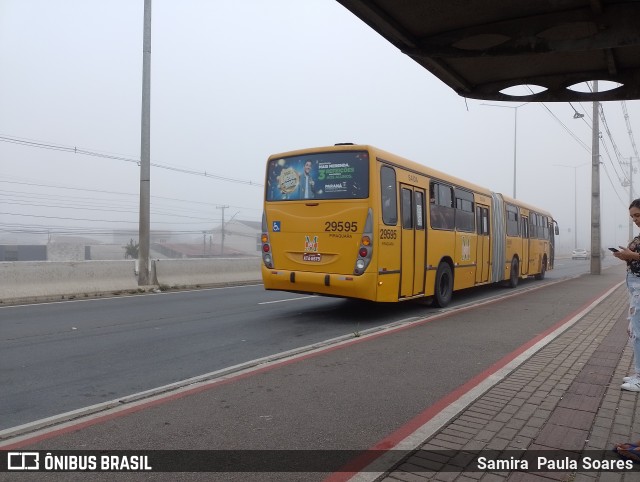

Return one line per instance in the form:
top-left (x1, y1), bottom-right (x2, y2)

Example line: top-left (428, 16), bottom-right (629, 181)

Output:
top-left (1, 0), bottom-right (639, 254)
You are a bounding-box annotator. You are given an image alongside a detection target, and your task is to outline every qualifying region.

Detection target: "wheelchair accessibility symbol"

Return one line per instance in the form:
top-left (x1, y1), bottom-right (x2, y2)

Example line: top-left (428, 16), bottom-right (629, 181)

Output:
top-left (272, 221), bottom-right (281, 232)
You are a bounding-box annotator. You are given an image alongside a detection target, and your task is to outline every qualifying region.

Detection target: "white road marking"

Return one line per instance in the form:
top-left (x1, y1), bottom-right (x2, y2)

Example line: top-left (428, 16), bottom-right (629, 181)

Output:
top-left (258, 295), bottom-right (318, 304)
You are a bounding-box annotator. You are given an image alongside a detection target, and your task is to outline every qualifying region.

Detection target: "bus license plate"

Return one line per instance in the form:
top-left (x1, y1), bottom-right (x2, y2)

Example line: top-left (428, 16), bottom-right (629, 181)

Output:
top-left (303, 253), bottom-right (321, 262)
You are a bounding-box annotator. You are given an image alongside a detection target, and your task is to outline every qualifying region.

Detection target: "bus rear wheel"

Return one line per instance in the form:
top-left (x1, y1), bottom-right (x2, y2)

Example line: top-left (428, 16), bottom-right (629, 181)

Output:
top-left (535, 257), bottom-right (547, 280)
top-left (434, 262), bottom-right (453, 307)
top-left (507, 257), bottom-right (519, 288)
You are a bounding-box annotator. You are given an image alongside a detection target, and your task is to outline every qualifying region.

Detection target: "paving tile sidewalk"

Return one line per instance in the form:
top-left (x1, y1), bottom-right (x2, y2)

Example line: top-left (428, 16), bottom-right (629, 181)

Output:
top-left (379, 284), bottom-right (640, 482)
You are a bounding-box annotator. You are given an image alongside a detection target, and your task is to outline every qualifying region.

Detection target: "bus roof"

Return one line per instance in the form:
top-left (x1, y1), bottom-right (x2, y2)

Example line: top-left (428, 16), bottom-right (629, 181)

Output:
top-left (268, 144), bottom-right (552, 218)
top-left (501, 194), bottom-right (553, 218)
top-left (269, 143), bottom-right (492, 193)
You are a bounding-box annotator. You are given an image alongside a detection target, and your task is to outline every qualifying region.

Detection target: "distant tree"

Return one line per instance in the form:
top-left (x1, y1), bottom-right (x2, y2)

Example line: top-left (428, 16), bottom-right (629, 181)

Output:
top-left (124, 239), bottom-right (139, 259)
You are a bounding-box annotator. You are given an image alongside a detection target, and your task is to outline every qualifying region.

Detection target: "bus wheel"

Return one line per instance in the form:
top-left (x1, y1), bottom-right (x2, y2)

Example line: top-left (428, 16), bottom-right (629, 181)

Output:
top-left (507, 257), bottom-right (519, 288)
top-left (535, 257), bottom-right (547, 280)
top-left (434, 262), bottom-right (453, 307)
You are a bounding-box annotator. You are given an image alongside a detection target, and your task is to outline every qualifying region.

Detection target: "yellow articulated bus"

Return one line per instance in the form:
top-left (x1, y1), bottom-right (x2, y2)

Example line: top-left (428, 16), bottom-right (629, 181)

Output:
top-left (260, 144), bottom-right (558, 306)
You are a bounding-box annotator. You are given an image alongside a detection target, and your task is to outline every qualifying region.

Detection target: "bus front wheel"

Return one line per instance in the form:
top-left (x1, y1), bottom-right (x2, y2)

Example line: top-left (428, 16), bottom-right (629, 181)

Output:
top-left (434, 262), bottom-right (453, 307)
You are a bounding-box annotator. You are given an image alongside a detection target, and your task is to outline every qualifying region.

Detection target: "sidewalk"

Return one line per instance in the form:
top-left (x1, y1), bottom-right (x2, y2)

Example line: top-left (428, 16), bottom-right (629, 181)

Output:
top-left (379, 277), bottom-right (639, 481)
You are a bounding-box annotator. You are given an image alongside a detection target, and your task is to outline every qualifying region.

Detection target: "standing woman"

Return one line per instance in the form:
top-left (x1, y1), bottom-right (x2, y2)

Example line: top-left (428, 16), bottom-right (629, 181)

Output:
top-left (613, 198), bottom-right (640, 391)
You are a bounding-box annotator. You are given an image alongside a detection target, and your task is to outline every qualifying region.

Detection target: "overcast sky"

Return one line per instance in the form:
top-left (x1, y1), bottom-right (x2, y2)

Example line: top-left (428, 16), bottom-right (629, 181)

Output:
top-left (1, 0), bottom-right (639, 252)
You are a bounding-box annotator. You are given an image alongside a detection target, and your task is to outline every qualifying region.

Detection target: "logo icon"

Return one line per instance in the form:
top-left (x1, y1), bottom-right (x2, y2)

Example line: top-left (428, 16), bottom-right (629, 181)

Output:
top-left (461, 236), bottom-right (471, 261)
top-left (277, 167), bottom-right (299, 194)
top-left (305, 236), bottom-right (318, 252)
top-left (272, 221), bottom-right (281, 232)
top-left (7, 452), bottom-right (39, 470)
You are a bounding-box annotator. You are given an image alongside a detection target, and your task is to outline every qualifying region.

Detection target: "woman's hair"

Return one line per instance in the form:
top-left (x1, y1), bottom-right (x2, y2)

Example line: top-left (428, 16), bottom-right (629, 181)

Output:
top-left (631, 199), bottom-right (640, 210)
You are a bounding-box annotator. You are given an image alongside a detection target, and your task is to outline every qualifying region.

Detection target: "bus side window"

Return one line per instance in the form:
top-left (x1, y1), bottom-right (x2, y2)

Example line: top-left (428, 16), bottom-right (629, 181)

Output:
top-left (476, 206), bottom-right (489, 235)
top-left (381, 166), bottom-right (397, 226)
top-left (542, 216), bottom-right (549, 239)
top-left (522, 217), bottom-right (529, 238)
top-left (429, 183), bottom-right (440, 228)
top-left (454, 188), bottom-right (474, 232)
top-left (401, 188), bottom-right (413, 228)
top-left (415, 191), bottom-right (424, 230)
top-left (506, 204), bottom-right (519, 236)
top-left (430, 182), bottom-right (454, 230)
top-left (530, 213), bottom-right (538, 238)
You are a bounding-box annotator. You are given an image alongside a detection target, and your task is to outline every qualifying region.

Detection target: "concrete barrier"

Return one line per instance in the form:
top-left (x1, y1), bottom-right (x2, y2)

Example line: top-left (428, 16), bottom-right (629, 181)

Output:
top-left (154, 257), bottom-right (261, 287)
top-left (0, 258), bottom-right (262, 304)
top-left (0, 260), bottom-right (138, 302)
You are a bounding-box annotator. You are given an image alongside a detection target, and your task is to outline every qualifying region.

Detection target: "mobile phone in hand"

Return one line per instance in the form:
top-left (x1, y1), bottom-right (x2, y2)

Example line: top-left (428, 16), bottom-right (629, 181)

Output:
top-left (609, 247), bottom-right (619, 252)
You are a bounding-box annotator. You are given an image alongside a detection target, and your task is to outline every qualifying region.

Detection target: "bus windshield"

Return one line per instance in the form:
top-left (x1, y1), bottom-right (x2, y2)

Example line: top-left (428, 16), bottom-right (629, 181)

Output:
top-left (266, 151), bottom-right (369, 201)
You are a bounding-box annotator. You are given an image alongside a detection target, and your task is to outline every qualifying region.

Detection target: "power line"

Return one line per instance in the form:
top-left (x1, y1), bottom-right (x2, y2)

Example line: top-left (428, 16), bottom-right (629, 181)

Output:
top-left (575, 102), bottom-right (593, 124)
top-left (0, 200), bottom-right (221, 222)
top-left (0, 179), bottom-right (262, 214)
top-left (601, 163), bottom-right (628, 207)
top-left (598, 134), bottom-right (627, 187)
top-left (538, 103), bottom-right (591, 152)
top-left (533, 93), bottom-right (632, 202)
top-left (527, 85), bottom-right (630, 193)
top-left (534, 99), bottom-right (634, 204)
top-left (525, 86), bottom-right (591, 152)
top-left (0, 211), bottom-right (217, 225)
top-left (0, 133), bottom-right (264, 187)
top-left (598, 104), bottom-right (626, 172)
top-left (0, 225), bottom-right (214, 236)
top-left (622, 101), bottom-right (640, 160)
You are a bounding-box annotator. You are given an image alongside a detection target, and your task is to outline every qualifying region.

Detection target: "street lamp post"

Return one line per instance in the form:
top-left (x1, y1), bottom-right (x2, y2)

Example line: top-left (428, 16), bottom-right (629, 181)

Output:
top-left (554, 163), bottom-right (588, 250)
top-left (481, 103), bottom-right (530, 199)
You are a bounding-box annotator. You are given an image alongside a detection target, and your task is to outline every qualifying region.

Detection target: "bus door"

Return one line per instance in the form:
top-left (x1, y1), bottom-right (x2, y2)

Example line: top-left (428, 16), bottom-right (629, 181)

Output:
top-left (475, 204), bottom-right (490, 283)
top-left (400, 185), bottom-right (426, 297)
top-left (521, 215), bottom-right (530, 275)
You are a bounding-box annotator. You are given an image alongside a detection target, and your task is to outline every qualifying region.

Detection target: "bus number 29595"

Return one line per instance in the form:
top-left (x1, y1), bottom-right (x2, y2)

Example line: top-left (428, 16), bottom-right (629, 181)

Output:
top-left (325, 221), bottom-right (358, 232)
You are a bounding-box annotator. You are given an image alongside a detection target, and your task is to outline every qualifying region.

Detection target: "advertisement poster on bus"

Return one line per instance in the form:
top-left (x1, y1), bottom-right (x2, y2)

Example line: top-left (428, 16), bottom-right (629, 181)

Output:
top-left (266, 151), bottom-right (369, 201)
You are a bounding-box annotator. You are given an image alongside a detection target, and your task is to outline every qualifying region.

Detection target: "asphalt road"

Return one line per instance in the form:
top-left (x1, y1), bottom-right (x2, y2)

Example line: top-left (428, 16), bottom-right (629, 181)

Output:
top-left (0, 257), bottom-right (616, 431)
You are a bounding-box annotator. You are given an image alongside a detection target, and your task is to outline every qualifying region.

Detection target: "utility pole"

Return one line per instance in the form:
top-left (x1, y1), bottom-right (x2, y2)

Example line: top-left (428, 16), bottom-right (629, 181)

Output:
top-left (628, 157), bottom-right (635, 241)
top-left (590, 81), bottom-right (601, 275)
top-left (138, 0), bottom-right (152, 285)
top-left (217, 205), bottom-right (229, 256)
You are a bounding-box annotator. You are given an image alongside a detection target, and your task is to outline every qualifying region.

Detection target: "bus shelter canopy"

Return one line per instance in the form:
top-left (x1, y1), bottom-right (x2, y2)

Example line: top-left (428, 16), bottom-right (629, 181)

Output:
top-left (336, 0), bottom-right (640, 102)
